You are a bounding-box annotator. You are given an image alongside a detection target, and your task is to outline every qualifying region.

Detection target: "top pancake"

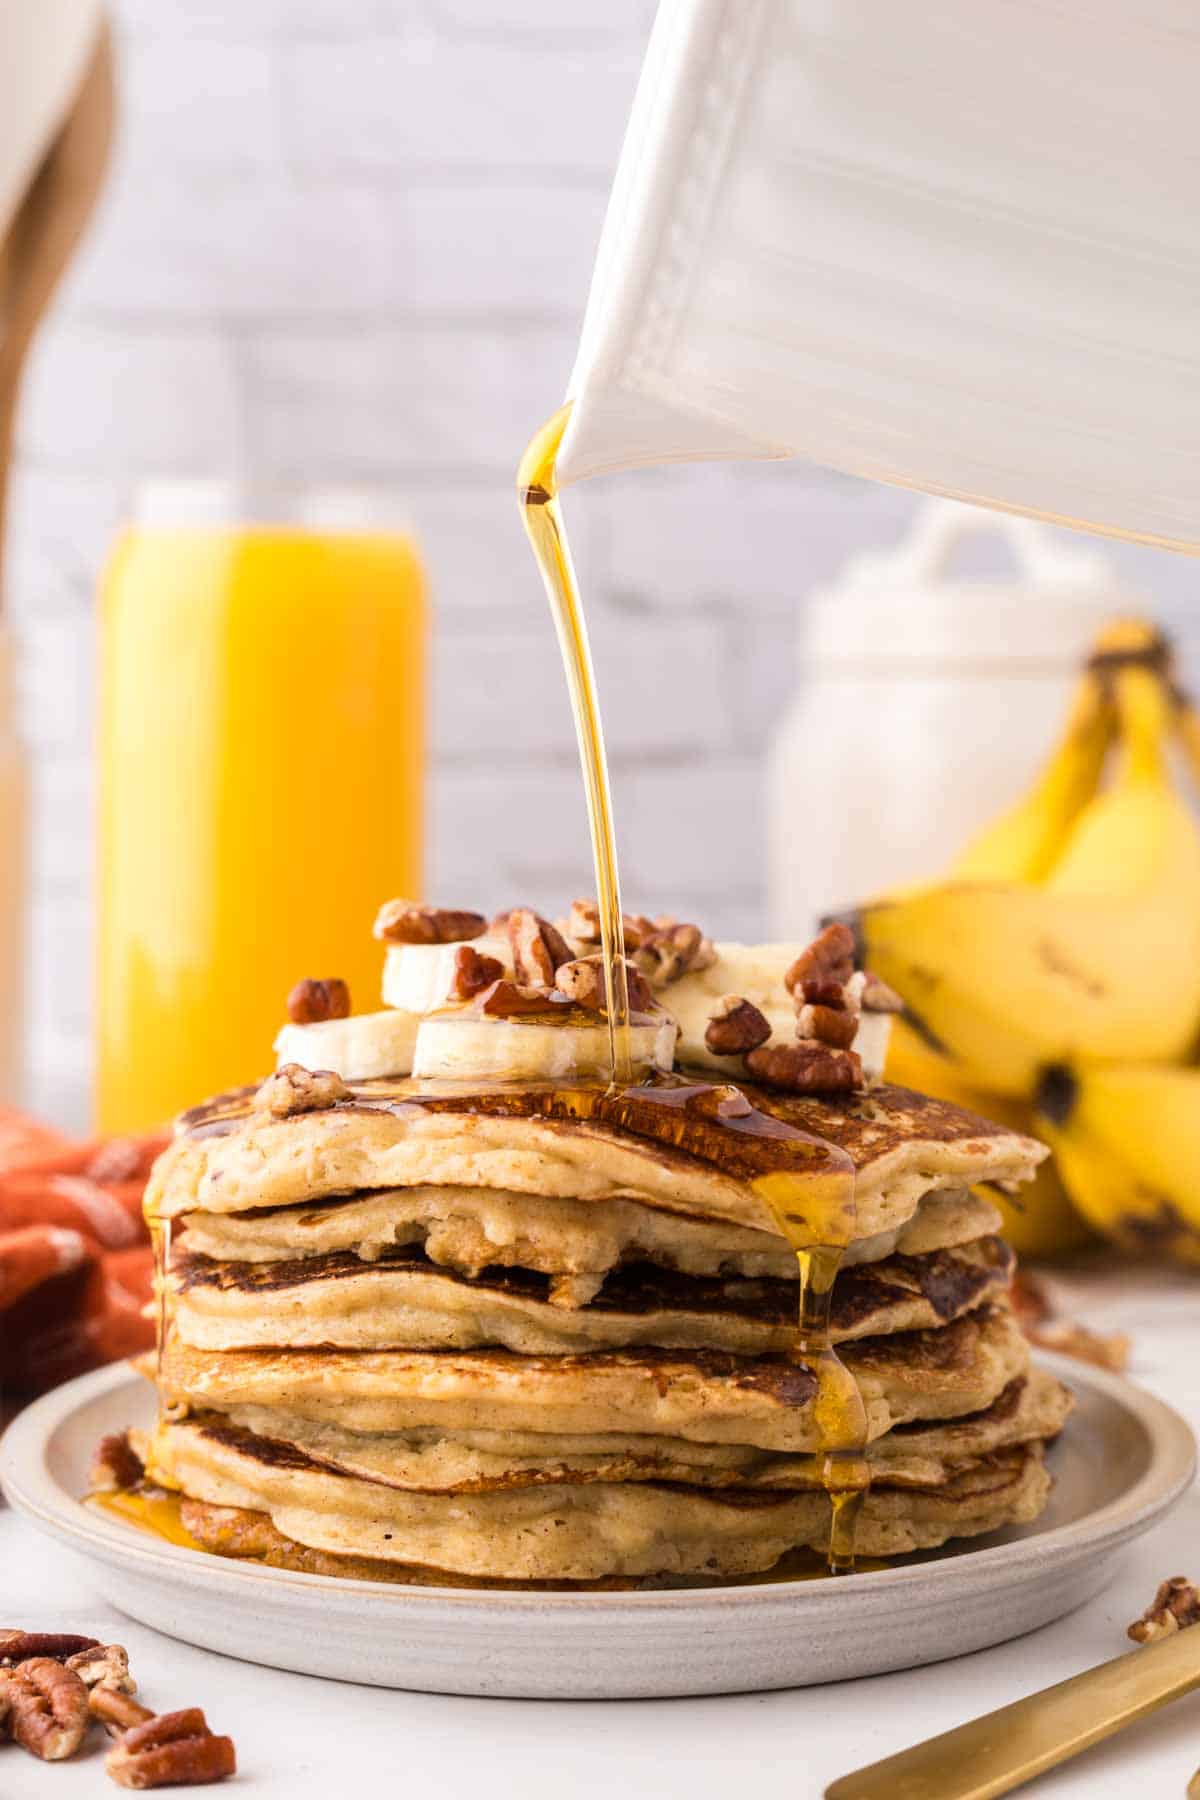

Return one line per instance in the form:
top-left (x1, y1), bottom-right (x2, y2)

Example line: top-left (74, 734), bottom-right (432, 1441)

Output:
top-left (147, 1078), bottom-right (1045, 1247)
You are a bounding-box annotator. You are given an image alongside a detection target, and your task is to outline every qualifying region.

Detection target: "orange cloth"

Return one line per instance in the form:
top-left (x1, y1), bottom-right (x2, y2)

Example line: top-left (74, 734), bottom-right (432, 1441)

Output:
top-left (0, 1108), bottom-right (166, 1404)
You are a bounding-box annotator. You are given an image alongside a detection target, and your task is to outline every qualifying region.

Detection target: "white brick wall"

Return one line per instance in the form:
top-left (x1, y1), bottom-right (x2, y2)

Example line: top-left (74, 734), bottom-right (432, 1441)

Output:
top-left (10, 0), bottom-right (1199, 1122)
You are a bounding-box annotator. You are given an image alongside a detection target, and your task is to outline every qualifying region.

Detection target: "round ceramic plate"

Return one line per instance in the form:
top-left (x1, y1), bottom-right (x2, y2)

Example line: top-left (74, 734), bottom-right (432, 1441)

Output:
top-left (1, 1356), bottom-right (1192, 1699)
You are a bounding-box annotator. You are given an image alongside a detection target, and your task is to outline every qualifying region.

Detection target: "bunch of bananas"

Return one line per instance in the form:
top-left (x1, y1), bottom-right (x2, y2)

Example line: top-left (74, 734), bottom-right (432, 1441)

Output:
top-left (863, 620), bottom-right (1200, 1262)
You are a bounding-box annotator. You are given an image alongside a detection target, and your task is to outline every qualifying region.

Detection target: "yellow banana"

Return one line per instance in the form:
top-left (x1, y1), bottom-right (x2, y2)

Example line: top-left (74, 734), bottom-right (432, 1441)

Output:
top-left (856, 666), bottom-right (1200, 1094)
top-left (948, 672), bottom-right (1112, 883)
top-left (1034, 1063), bottom-right (1200, 1265)
top-left (885, 1018), bottom-right (1091, 1255)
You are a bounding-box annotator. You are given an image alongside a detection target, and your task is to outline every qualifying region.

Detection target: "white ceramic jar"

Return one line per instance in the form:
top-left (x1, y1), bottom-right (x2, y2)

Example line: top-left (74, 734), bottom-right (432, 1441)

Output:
top-left (767, 500), bottom-right (1143, 937)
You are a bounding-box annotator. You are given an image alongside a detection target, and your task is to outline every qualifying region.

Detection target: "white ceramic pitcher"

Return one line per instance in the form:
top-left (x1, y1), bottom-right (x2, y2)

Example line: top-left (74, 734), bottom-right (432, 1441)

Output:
top-left (559, 0), bottom-right (1200, 552)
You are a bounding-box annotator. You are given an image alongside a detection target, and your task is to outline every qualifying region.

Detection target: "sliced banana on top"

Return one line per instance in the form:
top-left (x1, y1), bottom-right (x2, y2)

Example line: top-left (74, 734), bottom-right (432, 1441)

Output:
top-left (381, 934), bottom-right (512, 1013)
top-left (274, 1009), bottom-right (420, 1082)
top-left (413, 1005), bottom-right (678, 1083)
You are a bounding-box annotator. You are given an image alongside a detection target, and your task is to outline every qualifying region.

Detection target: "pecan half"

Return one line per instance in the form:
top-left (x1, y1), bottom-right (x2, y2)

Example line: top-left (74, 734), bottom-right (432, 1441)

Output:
top-left (373, 900), bottom-right (485, 945)
top-left (704, 996), bottom-right (771, 1055)
top-left (784, 923), bottom-right (856, 995)
top-left (565, 899), bottom-right (655, 951)
top-left (66, 1644), bottom-right (135, 1695)
top-left (448, 944), bottom-right (504, 1001)
top-left (744, 1041), bottom-right (863, 1094)
top-left (106, 1708), bottom-right (236, 1789)
top-left (0, 1631), bottom-right (100, 1668)
top-left (285, 978), bottom-right (350, 1025)
top-left (798, 976), bottom-right (850, 1010)
top-left (795, 1002), bottom-right (858, 1050)
top-left (253, 1064), bottom-right (349, 1118)
top-left (1026, 1319), bottom-right (1130, 1373)
top-left (1, 1658), bottom-right (89, 1760)
top-left (633, 920), bottom-right (716, 987)
top-left (555, 955), bottom-right (653, 1013)
top-left (477, 979), bottom-right (559, 1018)
top-left (90, 1686), bottom-right (152, 1736)
top-left (90, 1432), bottom-right (146, 1494)
top-left (1128, 1576), bottom-right (1200, 1643)
top-left (507, 909), bottom-right (572, 988)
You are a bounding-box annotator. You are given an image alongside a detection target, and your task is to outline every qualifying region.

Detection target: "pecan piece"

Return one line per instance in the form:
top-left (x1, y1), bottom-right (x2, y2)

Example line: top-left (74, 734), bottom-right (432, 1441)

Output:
top-left (555, 955), bottom-right (653, 1013)
top-left (0, 1630), bottom-right (100, 1668)
top-left (285, 978), bottom-right (350, 1024)
top-left (106, 1708), bottom-right (236, 1789)
top-left (253, 1064), bottom-right (349, 1117)
top-left (507, 908), bottom-right (572, 988)
top-left (66, 1643), bottom-right (135, 1695)
top-left (1128, 1576), bottom-right (1200, 1644)
top-left (477, 979), bottom-right (558, 1018)
top-left (704, 996), bottom-right (771, 1055)
top-left (90, 1686), bottom-right (152, 1736)
top-left (1026, 1319), bottom-right (1130, 1373)
top-left (795, 1002), bottom-right (859, 1050)
top-left (90, 1431), bottom-right (146, 1494)
top-left (2, 1658), bottom-right (89, 1760)
top-left (784, 923), bottom-right (856, 995)
top-left (860, 971), bottom-right (904, 1013)
top-left (373, 899), bottom-right (485, 945)
top-left (448, 943), bottom-right (504, 1000)
top-left (633, 920), bottom-right (716, 987)
top-left (744, 1041), bottom-right (863, 1094)
top-left (565, 899), bottom-right (655, 951)
top-left (686, 1083), bottom-right (755, 1122)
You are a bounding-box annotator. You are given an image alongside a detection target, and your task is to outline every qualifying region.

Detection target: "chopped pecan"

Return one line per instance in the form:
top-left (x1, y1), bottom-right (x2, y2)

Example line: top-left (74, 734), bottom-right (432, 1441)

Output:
top-left (1027, 1319), bottom-right (1130, 1373)
top-left (554, 955), bottom-right (653, 1013)
top-left (477, 979), bottom-right (558, 1018)
top-left (565, 899), bottom-right (655, 951)
top-left (90, 1432), bottom-right (146, 1494)
top-left (744, 1040), bottom-right (863, 1094)
top-left (507, 909), bottom-right (572, 988)
top-left (798, 976), bottom-right (850, 1010)
top-left (633, 920), bottom-right (716, 987)
top-left (795, 1002), bottom-right (858, 1050)
top-left (448, 943), bottom-right (504, 1000)
top-left (0, 1631), bottom-right (100, 1668)
top-left (860, 971), bottom-right (904, 1013)
top-left (704, 996), bottom-right (771, 1055)
top-left (254, 1064), bottom-right (349, 1118)
top-left (1, 1658), bottom-right (89, 1760)
top-left (66, 1643), bottom-right (135, 1695)
top-left (285, 978), bottom-right (350, 1025)
top-left (1128, 1577), bottom-right (1200, 1644)
top-left (106, 1708), bottom-right (236, 1789)
top-left (90, 1686), bottom-right (152, 1736)
top-left (373, 900), bottom-right (485, 945)
top-left (784, 923), bottom-right (856, 995)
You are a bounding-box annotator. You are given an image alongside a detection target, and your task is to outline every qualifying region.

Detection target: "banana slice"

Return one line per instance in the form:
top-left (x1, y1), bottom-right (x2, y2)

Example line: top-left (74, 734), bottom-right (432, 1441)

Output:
top-left (665, 944), bottom-right (893, 1081)
top-left (381, 934), bottom-right (512, 1012)
top-left (412, 1008), bottom-right (678, 1082)
top-left (274, 1009), bottom-right (419, 1081)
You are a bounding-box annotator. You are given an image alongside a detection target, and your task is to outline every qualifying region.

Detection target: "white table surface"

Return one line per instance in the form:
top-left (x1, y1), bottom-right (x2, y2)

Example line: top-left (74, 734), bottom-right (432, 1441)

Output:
top-left (3, 1265), bottom-right (1199, 1800)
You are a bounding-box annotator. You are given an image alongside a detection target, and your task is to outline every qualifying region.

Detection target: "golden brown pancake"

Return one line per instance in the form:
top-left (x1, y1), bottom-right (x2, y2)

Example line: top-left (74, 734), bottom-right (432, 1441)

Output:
top-left (165, 1235), bottom-right (1015, 1356)
top-left (157, 1302), bottom-right (1028, 1453)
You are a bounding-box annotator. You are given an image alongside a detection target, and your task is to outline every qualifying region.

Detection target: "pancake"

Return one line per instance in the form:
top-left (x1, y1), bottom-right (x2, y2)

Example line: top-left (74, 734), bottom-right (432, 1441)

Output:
top-left (157, 1302), bottom-right (1028, 1453)
top-left (178, 1184), bottom-right (1002, 1292)
top-left (166, 1235), bottom-right (1015, 1356)
top-left (148, 1080), bottom-right (1046, 1248)
top-left (153, 1420), bottom-right (1051, 1578)
top-left (162, 1366), bottom-right (1071, 1495)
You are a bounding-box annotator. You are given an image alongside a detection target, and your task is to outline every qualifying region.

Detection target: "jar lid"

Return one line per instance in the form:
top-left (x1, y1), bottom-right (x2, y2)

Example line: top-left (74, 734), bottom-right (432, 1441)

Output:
top-left (801, 498), bottom-right (1145, 667)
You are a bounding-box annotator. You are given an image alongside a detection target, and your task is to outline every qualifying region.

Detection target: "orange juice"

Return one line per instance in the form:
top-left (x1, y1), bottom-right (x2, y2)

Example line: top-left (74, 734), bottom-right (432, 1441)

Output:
top-left (96, 522), bottom-right (425, 1132)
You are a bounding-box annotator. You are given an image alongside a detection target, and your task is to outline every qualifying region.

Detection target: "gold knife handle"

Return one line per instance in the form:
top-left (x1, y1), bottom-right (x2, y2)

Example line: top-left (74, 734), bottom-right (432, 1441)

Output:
top-left (826, 1626), bottom-right (1200, 1800)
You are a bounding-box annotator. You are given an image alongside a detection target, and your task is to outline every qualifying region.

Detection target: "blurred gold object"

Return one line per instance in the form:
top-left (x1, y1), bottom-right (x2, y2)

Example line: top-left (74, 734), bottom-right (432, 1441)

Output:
top-left (825, 1622), bottom-right (1200, 1799)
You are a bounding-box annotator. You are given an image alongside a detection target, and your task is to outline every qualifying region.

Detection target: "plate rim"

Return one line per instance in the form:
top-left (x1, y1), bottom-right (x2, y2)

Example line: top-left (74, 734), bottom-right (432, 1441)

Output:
top-left (2, 1354), bottom-right (1194, 1615)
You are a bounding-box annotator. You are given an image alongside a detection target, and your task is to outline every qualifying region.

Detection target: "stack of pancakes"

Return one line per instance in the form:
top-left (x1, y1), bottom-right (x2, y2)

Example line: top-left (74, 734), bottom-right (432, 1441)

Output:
top-left (140, 1063), bottom-right (1070, 1587)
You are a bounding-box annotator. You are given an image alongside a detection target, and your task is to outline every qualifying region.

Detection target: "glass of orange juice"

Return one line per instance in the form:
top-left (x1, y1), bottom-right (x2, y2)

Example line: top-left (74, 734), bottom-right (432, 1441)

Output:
top-left (96, 485), bottom-right (426, 1132)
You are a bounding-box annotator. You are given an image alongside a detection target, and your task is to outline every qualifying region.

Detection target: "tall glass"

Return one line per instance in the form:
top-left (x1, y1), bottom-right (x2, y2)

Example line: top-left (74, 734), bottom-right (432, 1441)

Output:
top-left (96, 489), bottom-right (426, 1131)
